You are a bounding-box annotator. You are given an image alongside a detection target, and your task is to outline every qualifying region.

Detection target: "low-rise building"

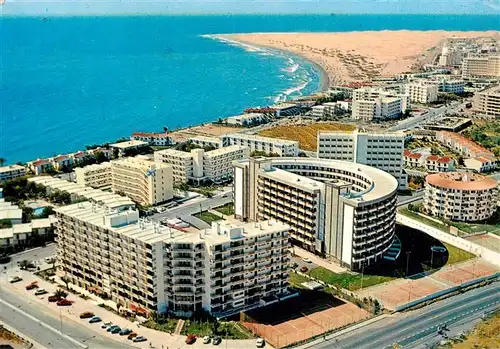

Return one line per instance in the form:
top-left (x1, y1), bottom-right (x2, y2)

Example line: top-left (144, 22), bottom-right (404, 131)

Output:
top-left (0, 216), bottom-right (57, 251)
top-left (0, 165), bottom-right (26, 182)
top-left (403, 150), bottom-right (425, 168)
top-left (464, 156), bottom-right (497, 173)
top-left (154, 145), bottom-right (249, 184)
top-left (226, 113), bottom-right (266, 126)
top-left (109, 140), bottom-right (149, 157)
top-left (425, 155), bottom-right (455, 173)
top-left (404, 82), bottom-right (438, 104)
top-left (424, 172), bottom-right (498, 222)
top-left (317, 130), bottom-right (408, 190)
top-left (75, 157), bottom-right (173, 205)
top-left (55, 201), bottom-right (291, 318)
top-left (28, 159), bottom-right (53, 175)
top-left (131, 132), bottom-right (174, 146)
top-left (0, 201), bottom-right (22, 224)
top-left (436, 131), bottom-right (495, 158)
top-left (221, 134), bottom-right (299, 157)
top-left (188, 136), bottom-right (222, 149)
top-left (271, 103), bottom-right (300, 117)
top-left (473, 85), bottom-right (500, 118)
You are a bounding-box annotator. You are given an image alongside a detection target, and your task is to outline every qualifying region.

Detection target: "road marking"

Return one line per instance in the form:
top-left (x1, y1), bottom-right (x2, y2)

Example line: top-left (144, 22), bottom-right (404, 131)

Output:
top-left (0, 298), bottom-right (88, 349)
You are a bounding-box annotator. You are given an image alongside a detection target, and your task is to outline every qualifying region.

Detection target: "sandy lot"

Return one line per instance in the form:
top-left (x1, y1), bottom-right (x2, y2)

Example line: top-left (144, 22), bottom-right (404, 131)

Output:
top-left (170, 124), bottom-right (242, 143)
top-left (218, 31), bottom-right (499, 85)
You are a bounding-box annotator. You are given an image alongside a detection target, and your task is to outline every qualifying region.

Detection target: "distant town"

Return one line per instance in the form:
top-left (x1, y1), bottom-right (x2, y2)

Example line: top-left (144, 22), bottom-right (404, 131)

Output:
top-left (1, 35), bottom-right (499, 349)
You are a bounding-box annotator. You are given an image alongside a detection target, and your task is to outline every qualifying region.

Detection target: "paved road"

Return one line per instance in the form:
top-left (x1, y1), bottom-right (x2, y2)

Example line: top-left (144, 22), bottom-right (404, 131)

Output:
top-left (0, 278), bottom-right (133, 349)
top-left (309, 282), bottom-right (499, 349)
top-left (388, 102), bottom-right (462, 132)
top-left (151, 194), bottom-right (232, 222)
top-left (396, 191), bottom-right (424, 207)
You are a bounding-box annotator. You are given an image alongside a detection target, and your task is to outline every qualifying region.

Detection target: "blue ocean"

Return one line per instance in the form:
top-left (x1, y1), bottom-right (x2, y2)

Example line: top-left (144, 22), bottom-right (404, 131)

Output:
top-left (1, 15), bottom-right (499, 163)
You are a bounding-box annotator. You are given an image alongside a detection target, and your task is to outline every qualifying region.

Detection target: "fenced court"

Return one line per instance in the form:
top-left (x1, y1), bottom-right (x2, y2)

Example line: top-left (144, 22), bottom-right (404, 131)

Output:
top-left (241, 290), bottom-right (370, 348)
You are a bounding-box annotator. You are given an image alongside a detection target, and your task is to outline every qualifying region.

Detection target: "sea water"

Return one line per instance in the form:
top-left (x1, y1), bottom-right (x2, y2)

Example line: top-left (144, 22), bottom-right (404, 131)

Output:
top-left (1, 14), bottom-right (498, 162)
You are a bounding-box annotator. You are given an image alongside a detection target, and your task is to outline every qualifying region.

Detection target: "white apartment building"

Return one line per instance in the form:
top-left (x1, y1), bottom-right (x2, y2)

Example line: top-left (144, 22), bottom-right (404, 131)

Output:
top-left (55, 201), bottom-right (291, 318)
top-left (188, 136), bottom-right (222, 149)
top-left (351, 88), bottom-right (409, 121)
top-left (154, 146), bottom-right (249, 184)
top-left (0, 201), bottom-right (22, 224)
top-left (109, 140), bottom-right (149, 157)
top-left (75, 157), bottom-right (173, 206)
top-left (221, 134), bottom-right (299, 157)
top-left (75, 163), bottom-right (112, 190)
top-left (462, 55), bottom-right (500, 78)
top-left (436, 131), bottom-right (495, 158)
top-left (0, 165), bottom-right (26, 182)
top-left (424, 172), bottom-right (498, 222)
top-left (313, 102), bottom-right (351, 118)
top-left (317, 131), bottom-right (408, 190)
top-left (464, 156), bottom-right (497, 173)
top-left (404, 82), bottom-right (438, 104)
top-left (131, 132), bottom-right (174, 146)
top-left (434, 78), bottom-right (465, 94)
top-left (473, 85), bottom-right (500, 118)
top-left (233, 157), bottom-right (398, 270)
top-left (0, 216), bottom-right (57, 251)
top-left (226, 113), bottom-right (265, 126)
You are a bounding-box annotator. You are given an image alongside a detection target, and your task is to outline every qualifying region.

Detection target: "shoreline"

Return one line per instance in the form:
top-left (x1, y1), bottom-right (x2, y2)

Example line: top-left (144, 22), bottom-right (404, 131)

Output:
top-left (205, 34), bottom-right (330, 92)
top-left (217, 30), bottom-right (500, 84)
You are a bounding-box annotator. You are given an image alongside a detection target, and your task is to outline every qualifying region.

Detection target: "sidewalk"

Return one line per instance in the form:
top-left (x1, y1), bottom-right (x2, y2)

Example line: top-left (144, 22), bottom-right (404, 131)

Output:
top-left (1, 268), bottom-right (264, 349)
top-left (293, 247), bottom-right (347, 273)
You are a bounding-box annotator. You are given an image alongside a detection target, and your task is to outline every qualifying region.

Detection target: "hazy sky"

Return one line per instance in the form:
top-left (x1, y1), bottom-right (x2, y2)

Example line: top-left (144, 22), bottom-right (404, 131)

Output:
top-left (2, 0), bottom-right (500, 15)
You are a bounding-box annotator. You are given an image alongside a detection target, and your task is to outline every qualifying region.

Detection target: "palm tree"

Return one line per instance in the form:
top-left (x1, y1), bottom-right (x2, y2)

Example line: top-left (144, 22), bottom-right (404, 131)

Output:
top-left (54, 289), bottom-right (68, 299)
top-left (0, 157), bottom-right (5, 166)
top-left (19, 260), bottom-right (33, 270)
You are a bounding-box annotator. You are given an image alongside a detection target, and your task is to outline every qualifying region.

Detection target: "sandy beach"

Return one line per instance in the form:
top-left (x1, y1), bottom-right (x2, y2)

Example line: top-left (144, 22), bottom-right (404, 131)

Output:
top-left (215, 31), bottom-right (499, 85)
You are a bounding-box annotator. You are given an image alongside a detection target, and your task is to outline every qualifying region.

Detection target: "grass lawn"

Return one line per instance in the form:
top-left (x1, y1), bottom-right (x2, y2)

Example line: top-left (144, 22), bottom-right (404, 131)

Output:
top-left (399, 208), bottom-right (450, 233)
top-left (289, 272), bottom-right (310, 288)
top-left (182, 320), bottom-right (253, 339)
top-left (194, 211), bottom-right (223, 224)
top-left (143, 318), bottom-right (178, 333)
top-left (450, 220), bottom-right (500, 235)
top-left (308, 267), bottom-right (395, 291)
top-left (214, 203), bottom-right (234, 216)
top-left (258, 122), bottom-right (356, 151)
top-left (443, 242), bottom-right (475, 265)
top-left (443, 312), bottom-right (500, 349)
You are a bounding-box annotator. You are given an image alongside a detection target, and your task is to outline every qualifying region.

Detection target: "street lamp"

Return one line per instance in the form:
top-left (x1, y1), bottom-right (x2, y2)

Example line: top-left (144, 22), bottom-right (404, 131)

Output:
top-left (360, 261), bottom-right (365, 291)
top-left (405, 251), bottom-right (411, 278)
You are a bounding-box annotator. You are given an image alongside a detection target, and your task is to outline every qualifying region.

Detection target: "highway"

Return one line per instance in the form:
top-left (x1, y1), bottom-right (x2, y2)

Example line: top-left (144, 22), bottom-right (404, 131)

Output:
top-left (308, 282), bottom-right (499, 349)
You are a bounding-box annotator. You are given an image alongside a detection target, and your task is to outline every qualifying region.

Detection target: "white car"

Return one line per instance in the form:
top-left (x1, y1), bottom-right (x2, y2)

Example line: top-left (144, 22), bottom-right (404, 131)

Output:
top-left (256, 338), bottom-right (265, 348)
top-left (302, 257), bottom-right (312, 264)
top-left (203, 335), bottom-right (211, 344)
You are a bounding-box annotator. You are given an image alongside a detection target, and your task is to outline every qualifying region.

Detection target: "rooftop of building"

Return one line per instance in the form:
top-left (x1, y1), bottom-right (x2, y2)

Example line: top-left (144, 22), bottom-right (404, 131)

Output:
top-left (426, 172), bottom-right (498, 191)
top-left (131, 132), bottom-right (171, 138)
top-left (109, 140), bottom-right (149, 149)
top-left (154, 148), bottom-right (195, 158)
top-left (112, 155), bottom-right (171, 169)
top-left (203, 145), bottom-right (248, 157)
top-left (318, 130), bottom-right (405, 138)
top-left (472, 155), bottom-right (497, 164)
top-left (271, 103), bottom-right (297, 110)
top-left (260, 167), bottom-right (326, 192)
top-left (55, 201), bottom-right (288, 246)
top-left (0, 164), bottom-right (26, 173)
top-left (404, 150), bottom-right (423, 159)
top-left (438, 131), bottom-right (495, 157)
top-left (227, 113), bottom-right (264, 120)
top-left (188, 135), bottom-right (221, 142)
top-left (476, 84), bottom-right (500, 96)
top-left (76, 162), bottom-right (111, 172)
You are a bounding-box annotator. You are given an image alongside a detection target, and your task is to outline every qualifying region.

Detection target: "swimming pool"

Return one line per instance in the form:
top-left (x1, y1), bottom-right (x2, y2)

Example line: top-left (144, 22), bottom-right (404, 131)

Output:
top-left (33, 207), bottom-right (47, 216)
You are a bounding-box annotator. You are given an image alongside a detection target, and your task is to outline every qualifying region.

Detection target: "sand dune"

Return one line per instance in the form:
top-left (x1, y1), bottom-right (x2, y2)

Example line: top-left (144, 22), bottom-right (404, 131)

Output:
top-left (219, 31), bottom-right (500, 85)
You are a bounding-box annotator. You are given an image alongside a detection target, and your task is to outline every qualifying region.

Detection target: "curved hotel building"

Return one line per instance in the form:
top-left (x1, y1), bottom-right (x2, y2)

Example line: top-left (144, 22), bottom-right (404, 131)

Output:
top-left (233, 157), bottom-right (399, 270)
top-left (424, 172), bottom-right (498, 222)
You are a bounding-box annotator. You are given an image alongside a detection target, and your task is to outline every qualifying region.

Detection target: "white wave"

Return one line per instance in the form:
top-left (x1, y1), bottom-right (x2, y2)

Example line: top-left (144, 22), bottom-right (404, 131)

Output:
top-left (282, 62), bottom-right (300, 74)
top-left (282, 79), bottom-right (310, 98)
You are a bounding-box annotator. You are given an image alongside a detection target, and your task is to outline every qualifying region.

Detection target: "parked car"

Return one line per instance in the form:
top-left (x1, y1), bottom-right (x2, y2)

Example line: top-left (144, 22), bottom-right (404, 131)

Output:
top-left (256, 338), bottom-right (265, 347)
top-left (203, 336), bottom-right (211, 344)
top-left (9, 276), bottom-right (22, 283)
top-left (119, 328), bottom-right (132, 336)
top-left (89, 316), bottom-right (102, 323)
top-left (185, 334), bottom-right (196, 344)
top-left (56, 299), bottom-right (72, 306)
top-left (110, 327), bottom-right (121, 334)
top-left (212, 336), bottom-right (222, 345)
top-left (101, 322), bottom-right (113, 329)
top-left (127, 333), bottom-right (137, 340)
top-left (107, 325), bottom-right (120, 332)
top-left (44, 257), bottom-right (56, 264)
top-left (133, 336), bottom-right (147, 342)
top-left (302, 257), bottom-right (312, 263)
top-left (25, 282), bottom-right (39, 290)
top-left (79, 312), bottom-right (94, 319)
top-left (48, 295), bottom-right (61, 302)
top-left (34, 289), bottom-right (48, 296)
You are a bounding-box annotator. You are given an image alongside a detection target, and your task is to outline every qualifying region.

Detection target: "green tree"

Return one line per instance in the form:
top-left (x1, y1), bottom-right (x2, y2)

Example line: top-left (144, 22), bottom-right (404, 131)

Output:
top-left (54, 289), bottom-right (68, 299)
top-left (0, 157), bottom-right (6, 166)
top-left (0, 219), bottom-right (12, 228)
top-left (19, 260), bottom-right (34, 270)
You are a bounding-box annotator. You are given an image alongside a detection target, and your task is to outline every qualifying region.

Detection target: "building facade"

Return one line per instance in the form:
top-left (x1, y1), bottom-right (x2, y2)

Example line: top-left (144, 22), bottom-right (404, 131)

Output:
top-left (188, 136), bottom-right (222, 149)
top-left (473, 85), bottom-right (500, 118)
top-left (131, 132), bottom-right (174, 146)
top-left (317, 131), bottom-right (408, 190)
top-left (436, 131), bottom-right (495, 158)
top-left (226, 113), bottom-right (266, 126)
top-left (154, 146), bottom-right (249, 184)
top-left (221, 134), bottom-right (299, 157)
top-left (424, 172), bottom-right (498, 222)
top-left (233, 157), bottom-right (398, 270)
top-left (0, 165), bottom-right (26, 182)
top-left (404, 82), bottom-right (438, 104)
top-left (462, 55), bottom-right (500, 78)
top-left (464, 156), bottom-right (497, 173)
top-left (351, 87), bottom-right (409, 121)
top-left (55, 201), bottom-right (291, 318)
top-left (75, 157), bottom-right (173, 205)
